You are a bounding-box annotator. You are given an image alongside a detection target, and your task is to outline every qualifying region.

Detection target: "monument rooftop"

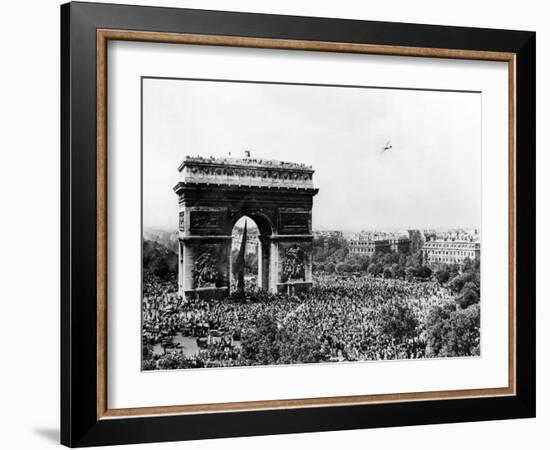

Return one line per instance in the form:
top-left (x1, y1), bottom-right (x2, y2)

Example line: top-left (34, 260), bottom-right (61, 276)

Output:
top-left (176, 154), bottom-right (316, 190)
top-left (178, 155), bottom-right (313, 172)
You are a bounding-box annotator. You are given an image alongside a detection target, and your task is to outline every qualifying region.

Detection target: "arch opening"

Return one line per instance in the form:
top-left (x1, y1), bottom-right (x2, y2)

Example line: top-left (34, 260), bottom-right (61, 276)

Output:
top-left (230, 216), bottom-right (261, 293)
top-left (228, 209), bottom-right (274, 237)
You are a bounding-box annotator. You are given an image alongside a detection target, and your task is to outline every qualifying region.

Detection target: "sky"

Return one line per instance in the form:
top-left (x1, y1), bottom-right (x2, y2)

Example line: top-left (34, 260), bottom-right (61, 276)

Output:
top-left (142, 78), bottom-right (481, 232)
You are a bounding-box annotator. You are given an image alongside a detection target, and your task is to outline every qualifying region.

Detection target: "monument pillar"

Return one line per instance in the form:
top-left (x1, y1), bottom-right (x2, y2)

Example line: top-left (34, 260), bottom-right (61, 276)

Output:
top-left (257, 236), bottom-right (271, 290)
top-left (177, 240), bottom-right (184, 294)
top-left (268, 239), bottom-right (280, 294)
top-left (177, 236), bottom-right (232, 299)
top-left (272, 235), bottom-right (314, 295)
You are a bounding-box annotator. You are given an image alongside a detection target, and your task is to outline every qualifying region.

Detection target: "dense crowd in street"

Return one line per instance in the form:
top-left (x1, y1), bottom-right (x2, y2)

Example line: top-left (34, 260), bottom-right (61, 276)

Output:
top-left (142, 272), bottom-right (456, 369)
top-left (294, 273), bottom-right (452, 361)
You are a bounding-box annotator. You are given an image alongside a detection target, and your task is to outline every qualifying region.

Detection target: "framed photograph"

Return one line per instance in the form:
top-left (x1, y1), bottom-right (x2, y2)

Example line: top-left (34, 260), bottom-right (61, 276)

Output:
top-left (61, 2), bottom-right (535, 447)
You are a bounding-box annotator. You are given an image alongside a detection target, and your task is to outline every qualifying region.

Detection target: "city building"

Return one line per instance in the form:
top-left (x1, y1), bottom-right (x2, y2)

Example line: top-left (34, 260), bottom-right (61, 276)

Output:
top-left (349, 235), bottom-right (391, 257)
top-left (422, 238), bottom-right (480, 266)
top-left (408, 229), bottom-right (425, 253)
top-left (349, 230), bottom-right (411, 257)
top-left (389, 237), bottom-right (412, 253)
top-left (232, 228), bottom-right (259, 254)
top-left (313, 230), bottom-right (344, 239)
top-left (423, 229), bottom-right (438, 243)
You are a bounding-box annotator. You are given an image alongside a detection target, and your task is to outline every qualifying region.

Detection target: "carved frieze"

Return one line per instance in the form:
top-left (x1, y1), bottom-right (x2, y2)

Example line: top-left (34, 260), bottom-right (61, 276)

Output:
top-left (281, 245), bottom-right (306, 282)
top-left (279, 211), bottom-right (310, 234)
top-left (193, 252), bottom-right (219, 287)
top-left (188, 165), bottom-right (312, 182)
top-left (189, 210), bottom-right (225, 231)
top-left (177, 156), bottom-right (316, 190)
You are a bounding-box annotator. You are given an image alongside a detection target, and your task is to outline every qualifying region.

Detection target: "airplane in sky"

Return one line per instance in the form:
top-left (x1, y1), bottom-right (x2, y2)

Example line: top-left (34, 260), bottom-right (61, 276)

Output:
top-left (381, 141), bottom-right (393, 153)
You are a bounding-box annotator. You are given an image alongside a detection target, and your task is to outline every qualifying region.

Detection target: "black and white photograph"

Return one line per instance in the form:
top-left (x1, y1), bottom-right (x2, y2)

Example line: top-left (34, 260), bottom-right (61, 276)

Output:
top-left (141, 77), bottom-right (482, 371)
top-left (0, 0), bottom-right (542, 447)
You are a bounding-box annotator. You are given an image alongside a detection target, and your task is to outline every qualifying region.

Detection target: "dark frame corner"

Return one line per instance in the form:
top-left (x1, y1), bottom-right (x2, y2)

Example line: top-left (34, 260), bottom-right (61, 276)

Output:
top-left (61, 1), bottom-right (535, 447)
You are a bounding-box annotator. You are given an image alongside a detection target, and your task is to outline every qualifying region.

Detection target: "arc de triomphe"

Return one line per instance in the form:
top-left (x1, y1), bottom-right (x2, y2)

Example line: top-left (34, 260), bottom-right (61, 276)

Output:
top-left (173, 155), bottom-right (319, 299)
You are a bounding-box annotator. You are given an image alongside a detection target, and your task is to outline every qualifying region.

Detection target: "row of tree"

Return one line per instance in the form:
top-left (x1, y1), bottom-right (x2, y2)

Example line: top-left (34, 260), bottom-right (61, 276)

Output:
top-left (240, 297), bottom-right (481, 363)
top-left (445, 257), bottom-right (481, 309)
top-left (241, 316), bottom-right (325, 365)
top-left (424, 302), bottom-right (480, 357)
top-left (312, 236), bottom-right (481, 289)
top-left (312, 238), bottom-right (434, 281)
top-left (143, 239), bottom-right (177, 279)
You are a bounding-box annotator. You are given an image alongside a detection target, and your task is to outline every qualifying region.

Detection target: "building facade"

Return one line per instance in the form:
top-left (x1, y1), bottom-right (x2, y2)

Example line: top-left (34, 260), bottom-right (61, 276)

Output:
top-left (349, 237), bottom-right (391, 256)
top-left (231, 228), bottom-right (259, 254)
top-left (408, 229), bottom-right (425, 254)
top-left (389, 237), bottom-right (411, 253)
top-left (349, 231), bottom-right (410, 257)
top-left (313, 230), bottom-right (344, 239)
top-left (423, 238), bottom-right (480, 266)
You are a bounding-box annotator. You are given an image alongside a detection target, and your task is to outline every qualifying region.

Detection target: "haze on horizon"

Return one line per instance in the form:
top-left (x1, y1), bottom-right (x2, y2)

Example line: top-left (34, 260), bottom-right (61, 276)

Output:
top-left (143, 78), bottom-right (481, 233)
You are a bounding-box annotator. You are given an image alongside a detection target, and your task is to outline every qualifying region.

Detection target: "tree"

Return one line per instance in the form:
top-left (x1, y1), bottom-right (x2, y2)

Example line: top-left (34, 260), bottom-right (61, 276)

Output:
top-left (405, 266), bottom-right (416, 280)
top-left (424, 303), bottom-right (480, 357)
top-left (241, 316), bottom-right (281, 365)
top-left (142, 345), bottom-right (157, 371)
top-left (456, 281), bottom-right (479, 309)
top-left (381, 253), bottom-right (396, 265)
top-left (150, 257), bottom-right (171, 279)
top-left (393, 266), bottom-right (406, 279)
top-left (241, 316), bottom-right (327, 366)
top-left (448, 264), bottom-right (461, 277)
top-left (142, 239), bottom-right (178, 279)
top-left (156, 351), bottom-right (205, 370)
top-left (416, 265), bottom-right (432, 279)
top-left (325, 262), bottom-right (336, 274)
top-left (332, 247), bottom-right (349, 261)
top-left (336, 262), bottom-right (352, 273)
top-left (449, 271), bottom-right (476, 293)
top-left (462, 256), bottom-right (474, 272)
top-left (278, 327), bottom-right (326, 364)
top-left (378, 303), bottom-right (418, 342)
top-left (436, 269), bottom-right (450, 285)
top-left (367, 262), bottom-right (383, 277)
top-left (406, 251), bottom-right (423, 268)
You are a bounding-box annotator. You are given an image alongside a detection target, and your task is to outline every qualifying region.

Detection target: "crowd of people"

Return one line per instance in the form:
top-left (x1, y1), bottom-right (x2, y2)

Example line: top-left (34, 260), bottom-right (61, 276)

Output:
top-left (142, 271), bottom-right (459, 370)
top-left (293, 273), bottom-right (453, 361)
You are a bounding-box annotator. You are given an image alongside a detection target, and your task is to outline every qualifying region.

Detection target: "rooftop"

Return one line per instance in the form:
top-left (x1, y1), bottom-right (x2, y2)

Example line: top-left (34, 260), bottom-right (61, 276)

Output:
top-left (175, 153), bottom-right (316, 191)
top-left (178, 154), bottom-right (313, 172)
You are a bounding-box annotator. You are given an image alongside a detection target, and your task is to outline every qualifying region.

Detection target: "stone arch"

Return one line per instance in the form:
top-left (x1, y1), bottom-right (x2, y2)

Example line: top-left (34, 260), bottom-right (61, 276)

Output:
top-left (228, 210), bottom-right (274, 292)
top-left (173, 155), bottom-right (318, 299)
top-left (227, 209), bottom-right (274, 237)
